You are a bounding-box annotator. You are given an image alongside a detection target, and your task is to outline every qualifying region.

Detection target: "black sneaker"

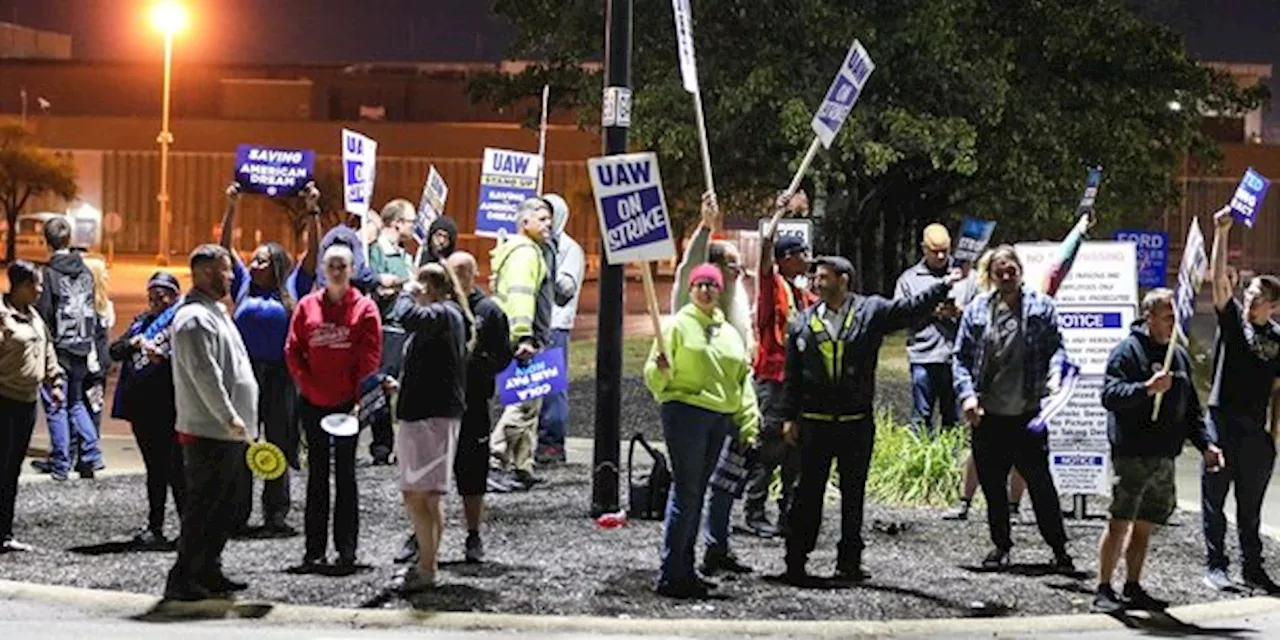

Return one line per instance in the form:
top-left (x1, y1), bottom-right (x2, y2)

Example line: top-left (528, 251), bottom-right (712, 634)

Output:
top-left (1204, 567), bottom-right (1234, 592)
top-left (395, 534), bottom-right (419, 565)
top-left (741, 515), bottom-right (779, 539)
top-left (782, 563), bottom-right (813, 586)
top-left (163, 582), bottom-right (216, 602)
top-left (260, 521), bottom-right (299, 539)
top-left (982, 548), bottom-right (1011, 569)
top-left (202, 573), bottom-right (248, 595)
top-left (1122, 582), bottom-right (1169, 611)
top-left (464, 532), bottom-right (485, 564)
top-left (1051, 551), bottom-right (1076, 574)
top-left (29, 460), bottom-right (52, 474)
top-left (1092, 584), bottom-right (1125, 613)
top-left (130, 528), bottom-right (170, 550)
top-left (942, 500), bottom-right (970, 521)
top-left (655, 580), bottom-right (709, 599)
top-left (834, 564), bottom-right (871, 583)
top-left (701, 549), bottom-right (752, 576)
top-left (1243, 568), bottom-right (1280, 595)
top-left (514, 470), bottom-right (544, 488)
top-left (534, 445), bottom-right (566, 466)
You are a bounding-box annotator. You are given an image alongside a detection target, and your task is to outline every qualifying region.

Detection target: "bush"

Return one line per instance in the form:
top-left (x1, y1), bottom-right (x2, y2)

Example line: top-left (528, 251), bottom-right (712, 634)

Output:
top-left (862, 409), bottom-right (966, 507)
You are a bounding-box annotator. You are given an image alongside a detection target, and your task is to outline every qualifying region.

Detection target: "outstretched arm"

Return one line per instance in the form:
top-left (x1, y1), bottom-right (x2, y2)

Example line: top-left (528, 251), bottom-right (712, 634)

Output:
top-left (1210, 206), bottom-right (1234, 310)
top-left (219, 182), bottom-right (241, 251)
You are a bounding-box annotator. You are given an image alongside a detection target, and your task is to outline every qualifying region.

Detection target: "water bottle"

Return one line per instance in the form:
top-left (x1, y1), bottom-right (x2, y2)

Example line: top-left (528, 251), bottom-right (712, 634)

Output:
top-left (596, 510), bottom-right (628, 529)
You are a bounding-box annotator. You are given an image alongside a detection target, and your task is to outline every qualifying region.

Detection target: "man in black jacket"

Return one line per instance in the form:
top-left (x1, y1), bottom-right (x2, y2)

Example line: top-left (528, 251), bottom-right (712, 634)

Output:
top-left (395, 251), bottom-right (512, 565)
top-left (1094, 288), bottom-right (1224, 613)
top-left (781, 256), bottom-right (958, 583)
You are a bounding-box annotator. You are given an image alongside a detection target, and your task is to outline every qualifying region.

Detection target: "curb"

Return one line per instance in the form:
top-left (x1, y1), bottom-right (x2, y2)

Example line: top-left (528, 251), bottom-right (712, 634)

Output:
top-left (3, 579), bottom-right (1280, 637)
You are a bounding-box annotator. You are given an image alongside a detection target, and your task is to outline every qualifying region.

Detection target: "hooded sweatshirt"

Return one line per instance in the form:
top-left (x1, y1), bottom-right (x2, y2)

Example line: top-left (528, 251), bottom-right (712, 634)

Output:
top-left (35, 250), bottom-right (98, 358)
top-left (466, 287), bottom-right (513, 402)
top-left (418, 216), bottom-right (459, 267)
top-left (392, 295), bottom-right (471, 420)
top-left (546, 195), bottom-right (585, 330)
top-left (643, 303), bottom-right (759, 442)
top-left (1101, 321), bottom-right (1212, 458)
top-left (285, 286), bottom-right (383, 408)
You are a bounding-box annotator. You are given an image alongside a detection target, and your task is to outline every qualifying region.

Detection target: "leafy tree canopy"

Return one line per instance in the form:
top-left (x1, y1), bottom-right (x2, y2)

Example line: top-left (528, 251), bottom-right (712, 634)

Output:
top-left (0, 122), bottom-right (78, 262)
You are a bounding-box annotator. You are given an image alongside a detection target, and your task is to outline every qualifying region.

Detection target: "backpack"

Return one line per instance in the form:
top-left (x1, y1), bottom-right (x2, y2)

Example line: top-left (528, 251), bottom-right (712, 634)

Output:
top-left (51, 268), bottom-right (97, 356)
top-left (627, 433), bottom-right (672, 521)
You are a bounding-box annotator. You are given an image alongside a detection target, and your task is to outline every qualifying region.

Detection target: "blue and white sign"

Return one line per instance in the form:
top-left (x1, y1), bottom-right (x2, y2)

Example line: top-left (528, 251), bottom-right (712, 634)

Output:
top-left (415, 165), bottom-right (448, 243)
top-left (1050, 452), bottom-right (1109, 496)
top-left (234, 145), bottom-right (315, 197)
top-left (496, 347), bottom-right (568, 406)
top-left (1113, 230), bottom-right (1168, 289)
top-left (588, 152), bottom-right (677, 265)
top-left (954, 217), bottom-right (997, 263)
top-left (810, 40), bottom-right (876, 149)
top-left (1229, 167), bottom-right (1270, 229)
top-left (1076, 166), bottom-right (1103, 217)
top-left (475, 148), bottom-right (542, 238)
top-left (342, 129), bottom-right (377, 215)
top-left (1057, 305), bottom-right (1135, 376)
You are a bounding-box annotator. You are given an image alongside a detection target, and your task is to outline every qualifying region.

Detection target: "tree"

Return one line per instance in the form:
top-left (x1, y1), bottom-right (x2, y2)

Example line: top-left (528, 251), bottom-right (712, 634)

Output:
top-left (276, 168), bottom-right (344, 237)
top-left (472, 0), bottom-right (1265, 292)
top-left (0, 122), bottom-right (77, 262)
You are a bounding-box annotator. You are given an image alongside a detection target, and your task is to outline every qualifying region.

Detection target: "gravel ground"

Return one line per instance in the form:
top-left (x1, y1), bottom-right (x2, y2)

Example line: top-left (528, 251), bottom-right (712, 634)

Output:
top-left (4, 454), bottom-right (1267, 621)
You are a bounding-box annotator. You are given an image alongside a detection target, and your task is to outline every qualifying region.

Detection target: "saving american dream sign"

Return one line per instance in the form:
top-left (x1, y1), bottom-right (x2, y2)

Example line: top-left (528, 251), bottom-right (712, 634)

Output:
top-left (496, 347), bottom-right (568, 406)
top-left (588, 152), bottom-right (677, 265)
top-left (234, 145), bottom-right (315, 197)
top-left (475, 148), bottom-right (542, 238)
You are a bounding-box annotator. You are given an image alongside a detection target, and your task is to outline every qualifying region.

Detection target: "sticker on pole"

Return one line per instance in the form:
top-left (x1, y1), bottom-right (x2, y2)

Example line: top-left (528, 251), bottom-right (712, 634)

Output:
top-left (954, 217), bottom-right (997, 263)
top-left (475, 148), bottom-right (542, 238)
top-left (588, 152), bottom-right (677, 265)
top-left (415, 165), bottom-right (449, 242)
top-left (1229, 167), bottom-right (1270, 228)
top-left (342, 129), bottom-right (377, 215)
top-left (497, 347), bottom-right (569, 406)
top-left (811, 40), bottom-right (876, 149)
top-left (1113, 230), bottom-right (1168, 289)
top-left (671, 0), bottom-right (699, 93)
top-left (234, 144), bottom-right (315, 197)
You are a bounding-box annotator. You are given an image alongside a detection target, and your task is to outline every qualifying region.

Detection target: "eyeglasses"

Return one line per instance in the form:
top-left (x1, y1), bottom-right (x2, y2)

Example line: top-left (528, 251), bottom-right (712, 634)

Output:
top-left (692, 281), bottom-right (721, 291)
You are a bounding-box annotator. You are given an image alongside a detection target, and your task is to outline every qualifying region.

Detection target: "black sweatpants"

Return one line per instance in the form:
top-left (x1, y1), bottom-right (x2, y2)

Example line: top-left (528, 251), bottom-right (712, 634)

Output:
top-left (233, 361), bottom-right (296, 528)
top-left (165, 437), bottom-right (248, 594)
top-left (301, 398), bottom-right (359, 561)
top-left (785, 416), bottom-right (876, 570)
top-left (130, 415), bottom-right (186, 535)
top-left (744, 379), bottom-right (799, 522)
top-left (0, 396), bottom-right (37, 542)
top-left (972, 412), bottom-right (1068, 553)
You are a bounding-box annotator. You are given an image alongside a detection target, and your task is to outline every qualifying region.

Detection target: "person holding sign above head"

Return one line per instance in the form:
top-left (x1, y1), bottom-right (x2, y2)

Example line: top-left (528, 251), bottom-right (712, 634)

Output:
top-left (1092, 288), bottom-right (1223, 613)
top-left (671, 193), bottom-right (754, 356)
top-left (285, 243), bottom-right (383, 572)
top-left (743, 190), bottom-right (816, 541)
top-left (895, 223), bottom-right (961, 437)
top-left (219, 181), bottom-right (320, 538)
top-left (488, 198), bottom-right (554, 489)
top-left (367, 199), bottom-right (419, 467)
top-left (1201, 207), bottom-right (1280, 594)
top-left (644, 264), bottom-right (760, 600)
top-left (952, 246), bottom-right (1073, 574)
top-left (389, 263), bottom-right (474, 593)
top-left (781, 256), bottom-right (960, 585)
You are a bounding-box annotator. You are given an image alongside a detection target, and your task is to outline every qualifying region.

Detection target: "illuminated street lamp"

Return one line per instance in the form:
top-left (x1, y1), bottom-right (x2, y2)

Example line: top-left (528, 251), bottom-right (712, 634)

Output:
top-left (151, 1), bottom-right (187, 265)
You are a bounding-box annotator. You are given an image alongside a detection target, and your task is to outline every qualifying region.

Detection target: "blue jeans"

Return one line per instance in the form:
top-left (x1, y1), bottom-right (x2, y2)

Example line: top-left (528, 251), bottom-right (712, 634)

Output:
top-left (1203, 409), bottom-right (1275, 572)
top-left (660, 402), bottom-right (732, 587)
top-left (703, 435), bottom-right (736, 554)
top-left (537, 329), bottom-right (571, 450)
top-left (41, 354), bottom-right (102, 476)
top-left (910, 363), bottom-right (957, 437)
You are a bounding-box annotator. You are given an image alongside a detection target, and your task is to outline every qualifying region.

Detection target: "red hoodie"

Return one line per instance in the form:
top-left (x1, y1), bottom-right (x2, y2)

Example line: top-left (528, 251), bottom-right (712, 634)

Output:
top-left (285, 286), bottom-right (382, 408)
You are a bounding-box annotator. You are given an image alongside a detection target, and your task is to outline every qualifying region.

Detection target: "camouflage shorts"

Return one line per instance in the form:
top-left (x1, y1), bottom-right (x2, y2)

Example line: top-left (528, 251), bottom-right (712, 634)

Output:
top-left (1109, 457), bottom-right (1176, 524)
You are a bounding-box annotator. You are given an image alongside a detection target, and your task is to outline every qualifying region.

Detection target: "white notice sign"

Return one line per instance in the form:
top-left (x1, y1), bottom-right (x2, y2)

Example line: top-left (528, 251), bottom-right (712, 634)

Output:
top-left (1016, 241), bottom-right (1138, 306)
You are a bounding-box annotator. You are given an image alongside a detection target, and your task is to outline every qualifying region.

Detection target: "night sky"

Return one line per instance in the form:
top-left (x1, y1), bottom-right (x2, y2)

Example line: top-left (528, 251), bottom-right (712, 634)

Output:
top-left (4, 0), bottom-right (1277, 123)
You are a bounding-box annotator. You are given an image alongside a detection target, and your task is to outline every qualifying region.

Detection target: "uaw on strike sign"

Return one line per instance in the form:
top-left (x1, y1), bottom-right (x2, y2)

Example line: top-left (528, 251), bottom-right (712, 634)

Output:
top-left (588, 153), bottom-right (677, 265)
top-left (1017, 240), bottom-right (1137, 497)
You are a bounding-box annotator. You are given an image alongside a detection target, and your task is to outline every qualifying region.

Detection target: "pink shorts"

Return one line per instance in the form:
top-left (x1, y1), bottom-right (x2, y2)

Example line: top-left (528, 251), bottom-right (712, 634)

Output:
top-left (396, 418), bottom-right (461, 494)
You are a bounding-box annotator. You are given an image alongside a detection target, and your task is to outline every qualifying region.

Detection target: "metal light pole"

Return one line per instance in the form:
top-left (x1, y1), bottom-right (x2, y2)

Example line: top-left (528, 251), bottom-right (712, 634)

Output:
top-left (151, 2), bottom-right (186, 266)
top-left (591, 0), bottom-right (632, 517)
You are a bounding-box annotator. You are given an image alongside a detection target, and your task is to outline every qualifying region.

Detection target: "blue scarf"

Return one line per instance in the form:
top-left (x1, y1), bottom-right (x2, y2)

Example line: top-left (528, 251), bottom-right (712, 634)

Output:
top-left (128, 299), bottom-right (181, 373)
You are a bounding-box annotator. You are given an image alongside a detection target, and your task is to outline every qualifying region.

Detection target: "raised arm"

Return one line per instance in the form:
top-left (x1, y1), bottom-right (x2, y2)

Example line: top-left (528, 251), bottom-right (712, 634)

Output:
top-left (1211, 206), bottom-right (1234, 310)
top-left (219, 182), bottom-right (242, 251)
top-left (300, 182), bottom-right (321, 277)
top-left (671, 192), bottom-right (718, 313)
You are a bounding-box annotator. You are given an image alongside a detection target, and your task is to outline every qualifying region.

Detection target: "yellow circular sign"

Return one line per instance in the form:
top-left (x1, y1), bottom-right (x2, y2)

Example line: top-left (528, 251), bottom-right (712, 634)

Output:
top-left (246, 441), bottom-right (287, 480)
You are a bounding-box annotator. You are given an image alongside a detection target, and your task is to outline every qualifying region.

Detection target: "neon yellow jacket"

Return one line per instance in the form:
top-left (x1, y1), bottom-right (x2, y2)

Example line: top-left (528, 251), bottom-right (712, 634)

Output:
top-left (644, 303), bottom-right (759, 442)
top-left (490, 234), bottom-right (548, 343)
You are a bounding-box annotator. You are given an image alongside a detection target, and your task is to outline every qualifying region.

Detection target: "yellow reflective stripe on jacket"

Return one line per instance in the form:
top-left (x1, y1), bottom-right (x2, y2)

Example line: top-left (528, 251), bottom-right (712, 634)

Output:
top-left (807, 306), bottom-right (858, 384)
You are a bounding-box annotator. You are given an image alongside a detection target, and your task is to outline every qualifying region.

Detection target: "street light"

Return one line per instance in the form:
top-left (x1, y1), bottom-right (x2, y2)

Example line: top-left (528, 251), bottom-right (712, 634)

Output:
top-left (151, 1), bottom-right (187, 265)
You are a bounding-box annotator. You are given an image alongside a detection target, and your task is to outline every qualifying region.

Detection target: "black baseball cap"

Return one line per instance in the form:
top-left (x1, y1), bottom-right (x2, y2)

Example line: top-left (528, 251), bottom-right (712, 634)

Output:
top-left (774, 235), bottom-right (810, 260)
top-left (809, 255), bottom-right (855, 279)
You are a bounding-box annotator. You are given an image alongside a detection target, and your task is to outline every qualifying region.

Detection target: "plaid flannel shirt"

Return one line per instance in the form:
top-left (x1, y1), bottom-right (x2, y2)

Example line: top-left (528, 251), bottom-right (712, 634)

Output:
top-left (952, 286), bottom-right (1067, 405)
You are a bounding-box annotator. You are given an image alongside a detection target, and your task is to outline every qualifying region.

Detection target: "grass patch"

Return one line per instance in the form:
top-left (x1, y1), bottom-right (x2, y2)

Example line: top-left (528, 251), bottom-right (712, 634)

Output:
top-left (864, 409), bottom-right (965, 507)
top-left (569, 336), bottom-right (653, 381)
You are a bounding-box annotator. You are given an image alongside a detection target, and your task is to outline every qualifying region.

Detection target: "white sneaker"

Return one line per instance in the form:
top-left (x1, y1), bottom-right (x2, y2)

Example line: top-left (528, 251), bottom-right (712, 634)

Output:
top-left (2, 539), bottom-right (34, 552)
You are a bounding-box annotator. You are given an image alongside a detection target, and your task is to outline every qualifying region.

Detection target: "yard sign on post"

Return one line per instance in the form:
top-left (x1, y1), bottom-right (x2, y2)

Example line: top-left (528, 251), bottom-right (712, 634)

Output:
top-left (588, 152), bottom-right (677, 356)
top-left (766, 40), bottom-right (875, 236)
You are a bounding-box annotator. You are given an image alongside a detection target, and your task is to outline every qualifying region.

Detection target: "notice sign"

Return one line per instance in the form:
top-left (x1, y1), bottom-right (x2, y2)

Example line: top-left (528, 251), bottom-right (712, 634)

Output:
top-left (589, 152), bottom-right (677, 265)
top-left (954, 217), bottom-right (997, 263)
top-left (476, 148), bottom-right (542, 238)
top-left (415, 165), bottom-right (449, 242)
top-left (1229, 167), bottom-right (1270, 228)
top-left (342, 129), bottom-right (378, 215)
top-left (811, 40), bottom-right (876, 149)
top-left (1016, 241), bottom-right (1137, 306)
top-left (496, 347), bottom-right (568, 406)
top-left (1057, 306), bottom-right (1136, 376)
top-left (234, 145), bottom-right (315, 197)
top-left (1050, 451), bottom-right (1110, 496)
top-left (1113, 230), bottom-right (1168, 289)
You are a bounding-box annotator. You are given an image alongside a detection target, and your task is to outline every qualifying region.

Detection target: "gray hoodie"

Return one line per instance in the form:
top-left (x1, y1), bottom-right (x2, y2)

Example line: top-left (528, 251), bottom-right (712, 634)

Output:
top-left (171, 290), bottom-right (260, 442)
top-left (545, 194), bottom-right (585, 331)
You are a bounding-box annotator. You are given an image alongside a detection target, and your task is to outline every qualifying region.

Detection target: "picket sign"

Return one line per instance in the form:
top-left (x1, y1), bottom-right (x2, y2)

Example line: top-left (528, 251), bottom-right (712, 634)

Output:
top-left (537, 84), bottom-right (551, 196)
top-left (767, 40), bottom-right (875, 237)
top-left (234, 144), bottom-right (315, 197)
top-left (341, 129), bottom-right (377, 215)
top-left (1229, 167), bottom-right (1270, 228)
top-left (414, 165), bottom-right (449, 243)
top-left (671, 0), bottom-right (716, 217)
top-left (1152, 218), bottom-right (1208, 420)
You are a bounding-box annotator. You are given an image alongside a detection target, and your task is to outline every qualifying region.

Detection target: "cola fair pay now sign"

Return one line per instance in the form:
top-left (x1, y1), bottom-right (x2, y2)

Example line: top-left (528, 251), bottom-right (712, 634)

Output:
top-left (588, 152), bottom-right (677, 265)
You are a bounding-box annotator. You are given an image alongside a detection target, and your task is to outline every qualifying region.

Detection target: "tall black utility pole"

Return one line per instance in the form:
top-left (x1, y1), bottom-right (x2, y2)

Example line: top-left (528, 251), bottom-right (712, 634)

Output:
top-left (591, 0), bottom-right (632, 517)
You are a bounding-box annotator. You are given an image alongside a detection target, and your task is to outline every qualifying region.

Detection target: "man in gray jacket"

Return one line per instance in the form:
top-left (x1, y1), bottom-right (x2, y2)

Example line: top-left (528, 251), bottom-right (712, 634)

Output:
top-left (164, 244), bottom-right (260, 602)
top-left (894, 223), bottom-right (961, 436)
top-left (536, 194), bottom-right (584, 466)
